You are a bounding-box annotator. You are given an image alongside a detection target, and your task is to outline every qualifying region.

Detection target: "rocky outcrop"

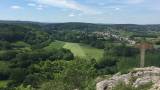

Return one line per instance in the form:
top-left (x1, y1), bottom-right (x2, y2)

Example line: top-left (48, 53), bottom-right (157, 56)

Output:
top-left (96, 66), bottom-right (160, 90)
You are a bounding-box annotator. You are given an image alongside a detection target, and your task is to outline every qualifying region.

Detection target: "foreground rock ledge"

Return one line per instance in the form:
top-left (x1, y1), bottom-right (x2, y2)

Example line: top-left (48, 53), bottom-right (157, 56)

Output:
top-left (96, 66), bottom-right (160, 90)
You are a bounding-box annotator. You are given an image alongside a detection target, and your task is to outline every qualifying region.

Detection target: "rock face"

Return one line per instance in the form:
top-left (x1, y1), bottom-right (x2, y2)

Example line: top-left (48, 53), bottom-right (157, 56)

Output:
top-left (96, 67), bottom-right (160, 90)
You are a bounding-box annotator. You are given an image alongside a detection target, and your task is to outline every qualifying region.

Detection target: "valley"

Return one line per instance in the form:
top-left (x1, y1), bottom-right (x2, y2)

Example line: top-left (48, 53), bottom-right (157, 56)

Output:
top-left (0, 21), bottom-right (160, 90)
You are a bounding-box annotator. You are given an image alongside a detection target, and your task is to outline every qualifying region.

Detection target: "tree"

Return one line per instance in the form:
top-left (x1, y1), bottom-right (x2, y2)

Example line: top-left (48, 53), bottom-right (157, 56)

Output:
top-left (62, 58), bottom-right (96, 90)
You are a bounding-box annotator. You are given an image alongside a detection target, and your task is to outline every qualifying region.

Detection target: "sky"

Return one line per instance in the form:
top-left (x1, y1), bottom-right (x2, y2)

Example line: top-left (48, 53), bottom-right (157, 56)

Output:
top-left (0, 0), bottom-right (160, 24)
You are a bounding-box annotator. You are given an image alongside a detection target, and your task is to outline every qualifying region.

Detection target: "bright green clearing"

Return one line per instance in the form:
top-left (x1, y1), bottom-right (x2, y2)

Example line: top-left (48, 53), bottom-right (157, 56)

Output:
top-left (44, 41), bottom-right (65, 51)
top-left (44, 41), bottom-right (104, 60)
top-left (63, 42), bottom-right (104, 60)
top-left (63, 43), bottom-right (86, 57)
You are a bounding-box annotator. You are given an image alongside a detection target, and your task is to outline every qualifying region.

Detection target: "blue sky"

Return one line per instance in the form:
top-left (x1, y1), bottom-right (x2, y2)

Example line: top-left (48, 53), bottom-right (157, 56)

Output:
top-left (0, 0), bottom-right (160, 24)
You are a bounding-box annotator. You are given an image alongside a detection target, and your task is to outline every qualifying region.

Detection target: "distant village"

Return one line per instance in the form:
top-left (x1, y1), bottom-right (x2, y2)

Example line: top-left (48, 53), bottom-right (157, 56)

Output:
top-left (93, 31), bottom-right (136, 45)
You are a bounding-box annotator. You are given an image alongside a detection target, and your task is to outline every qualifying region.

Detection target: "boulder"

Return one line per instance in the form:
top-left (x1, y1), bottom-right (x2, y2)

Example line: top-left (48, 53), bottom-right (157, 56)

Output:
top-left (96, 67), bottom-right (160, 90)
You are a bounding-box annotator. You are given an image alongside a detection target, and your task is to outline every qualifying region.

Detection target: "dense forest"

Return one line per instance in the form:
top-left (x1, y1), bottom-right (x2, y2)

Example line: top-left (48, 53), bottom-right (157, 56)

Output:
top-left (0, 21), bottom-right (160, 90)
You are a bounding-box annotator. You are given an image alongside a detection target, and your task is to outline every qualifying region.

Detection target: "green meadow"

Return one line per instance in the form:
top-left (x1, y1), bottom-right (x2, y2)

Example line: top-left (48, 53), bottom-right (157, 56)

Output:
top-left (44, 41), bottom-right (65, 50)
top-left (63, 42), bottom-right (104, 60)
top-left (44, 41), bottom-right (104, 60)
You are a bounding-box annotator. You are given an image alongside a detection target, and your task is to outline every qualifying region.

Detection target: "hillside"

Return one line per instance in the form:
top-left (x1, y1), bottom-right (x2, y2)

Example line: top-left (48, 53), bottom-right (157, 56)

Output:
top-left (1, 20), bottom-right (160, 32)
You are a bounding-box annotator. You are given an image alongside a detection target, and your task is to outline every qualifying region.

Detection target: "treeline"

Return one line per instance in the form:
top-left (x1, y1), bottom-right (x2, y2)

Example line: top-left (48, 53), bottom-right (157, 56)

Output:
top-left (1, 21), bottom-right (160, 32)
top-left (0, 48), bottom-right (74, 87)
top-left (95, 44), bottom-right (139, 75)
top-left (0, 23), bottom-right (53, 49)
top-left (50, 31), bottom-right (105, 49)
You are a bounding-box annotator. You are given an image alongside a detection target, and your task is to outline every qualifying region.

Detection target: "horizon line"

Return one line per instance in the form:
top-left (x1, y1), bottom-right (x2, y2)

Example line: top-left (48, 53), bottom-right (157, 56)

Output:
top-left (0, 19), bottom-right (160, 25)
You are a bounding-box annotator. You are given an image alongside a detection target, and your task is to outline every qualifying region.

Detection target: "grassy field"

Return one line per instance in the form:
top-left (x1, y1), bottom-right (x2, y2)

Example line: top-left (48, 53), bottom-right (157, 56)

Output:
top-left (44, 41), bottom-right (65, 51)
top-left (63, 43), bottom-right (86, 57)
top-left (63, 42), bottom-right (104, 60)
top-left (78, 44), bottom-right (104, 60)
top-left (44, 41), bottom-right (104, 60)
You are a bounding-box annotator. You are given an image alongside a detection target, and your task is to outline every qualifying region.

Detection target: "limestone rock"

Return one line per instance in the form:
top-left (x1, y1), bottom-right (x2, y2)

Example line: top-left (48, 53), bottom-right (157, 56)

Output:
top-left (96, 67), bottom-right (160, 90)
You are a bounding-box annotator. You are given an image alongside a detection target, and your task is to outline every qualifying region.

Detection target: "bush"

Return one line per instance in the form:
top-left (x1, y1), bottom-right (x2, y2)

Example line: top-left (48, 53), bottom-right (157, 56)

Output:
top-left (0, 51), bottom-right (17, 61)
top-left (95, 56), bottom-right (118, 75)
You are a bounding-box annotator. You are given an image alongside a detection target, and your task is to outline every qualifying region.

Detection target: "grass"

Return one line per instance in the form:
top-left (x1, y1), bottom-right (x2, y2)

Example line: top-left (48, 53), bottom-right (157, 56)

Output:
top-left (79, 44), bottom-right (104, 60)
top-left (63, 42), bottom-right (104, 60)
top-left (44, 41), bottom-right (65, 51)
top-left (0, 81), bottom-right (9, 88)
top-left (44, 41), bottom-right (104, 60)
top-left (63, 43), bottom-right (86, 57)
top-left (118, 30), bottom-right (134, 37)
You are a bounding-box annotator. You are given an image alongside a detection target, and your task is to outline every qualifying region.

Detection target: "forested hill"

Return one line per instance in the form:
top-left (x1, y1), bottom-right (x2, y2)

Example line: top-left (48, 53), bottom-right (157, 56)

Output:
top-left (0, 20), bottom-right (160, 32)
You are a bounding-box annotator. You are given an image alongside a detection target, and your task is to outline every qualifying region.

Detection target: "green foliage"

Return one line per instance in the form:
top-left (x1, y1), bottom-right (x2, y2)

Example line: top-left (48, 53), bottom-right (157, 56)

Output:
top-left (15, 85), bottom-right (33, 90)
top-left (62, 58), bottom-right (96, 89)
top-left (104, 44), bottom-right (138, 57)
top-left (0, 24), bottom-right (28, 42)
top-left (40, 58), bottom-right (97, 90)
top-left (0, 41), bottom-right (12, 50)
top-left (9, 68), bottom-right (27, 84)
top-left (95, 56), bottom-right (118, 75)
top-left (155, 40), bottom-right (160, 45)
top-left (90, 40), bottom-right (105, 49)
top-left (23, 74), bottom-right (44, 88)
top-left (0, 61), bottom-right (10, 81)
top-left (40, 80), bottom-right (66, 90)
top-left (0, 50), bottom-right (18, 61)
top-left (11, 48), bottom-right (73, 68)
top-left (0, 81), bottom-right (10, 88)
top-left (117, 57), bottom-right (139, 74)
top-left (145, 51), bottom-right (160, 67)
top-left (24, 31), bottom-right (50, 45)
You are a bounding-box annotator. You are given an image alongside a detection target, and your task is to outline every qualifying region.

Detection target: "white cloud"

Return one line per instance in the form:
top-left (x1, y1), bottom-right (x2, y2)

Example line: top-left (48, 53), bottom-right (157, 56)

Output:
top-left (28, 3), bottom-right (36, 7)
top-left (32, 0), bottom-right (97, 14)
top-left (27, 3), bottom-right (44, 10)
top-left (115, 7), bottom-right (120, 10)
top-left (36, 4), bottom-right (45, 10)
top-left (36, 7), bottom-right (43, 10)
top-left (127, 0), bottom-right (145, 4)
top-left (68, 13), bottom-right (75, 17)
top-left (98, 2), bottom-right (105, 6)
top-left (10, 5), bottom-right (21, 9)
